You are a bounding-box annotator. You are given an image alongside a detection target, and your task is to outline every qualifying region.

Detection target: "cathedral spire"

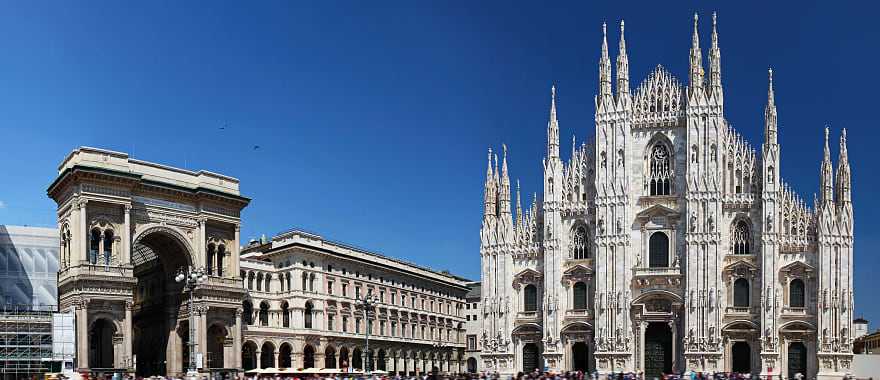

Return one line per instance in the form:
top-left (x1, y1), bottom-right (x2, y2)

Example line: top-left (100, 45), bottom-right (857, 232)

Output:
top-left (836, 128), bottom-right (851, 204)
top-left (483, 148), bottom-right (496, 217)
top-left (548, 84), bottom-right (560, 159)
top-left (820, 126), bottom-right (834, 206)
top-left (516, 179), bottom-right (523, 227)
top-left (708, 12), bottom-right (722, 98)
top-left (599, 22), bottom-right (613, 100)
top-left (689, 13), bottom-right (704, 91)
top-left (765, 68), bottom-right (777, 145)
top-left (499, 144), bottom-right (511, 215)
top-left (616, 20), bottom-right (630, 100)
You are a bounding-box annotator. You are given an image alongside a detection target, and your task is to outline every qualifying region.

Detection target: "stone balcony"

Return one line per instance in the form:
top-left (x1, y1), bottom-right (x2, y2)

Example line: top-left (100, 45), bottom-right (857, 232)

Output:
top-left (724, 306), bottom-right (758, 316)
top-left (515, 311), bottom-right (541, 324)
top-left (632, 266), bottom-right (682, 288)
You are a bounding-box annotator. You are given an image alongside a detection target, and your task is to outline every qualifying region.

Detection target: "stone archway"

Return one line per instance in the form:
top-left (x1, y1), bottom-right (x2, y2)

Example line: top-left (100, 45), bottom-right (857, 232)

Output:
top-left (206, 324), bottom-right (228, 369)
top-left (132, 228), bottom-right (193, 376)
top-left (89, 318), bottom-right (116, 369)
top-left (522, 343), bottom-right (540, 372)
top-left (644, 322), bottom-right (672, 378)
top-left (731, 341), bottom-right (750, 373)
top-left (242, 341), bottom-right (258, 371)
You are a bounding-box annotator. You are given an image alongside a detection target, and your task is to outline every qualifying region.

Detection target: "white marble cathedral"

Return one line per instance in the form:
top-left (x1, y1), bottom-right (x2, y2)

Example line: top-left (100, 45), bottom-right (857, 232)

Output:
top-left (478, 14), bottom-right (854, 379)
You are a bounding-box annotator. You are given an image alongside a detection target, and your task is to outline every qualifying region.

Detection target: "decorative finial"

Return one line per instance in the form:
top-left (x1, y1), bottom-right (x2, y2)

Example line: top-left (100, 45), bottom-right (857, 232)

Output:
top-left (502, 143), bottom-right (507, 156)
top-left (842, 128), bottom-right (847, 142)
top-left (602, 21), bottom-right (607, 37)
top-left (620, 20), bottom-right (625, 33)
top-left (769, 67), bottom-right (773, 82)
top-left (712, 11), bottom-right (717, 26)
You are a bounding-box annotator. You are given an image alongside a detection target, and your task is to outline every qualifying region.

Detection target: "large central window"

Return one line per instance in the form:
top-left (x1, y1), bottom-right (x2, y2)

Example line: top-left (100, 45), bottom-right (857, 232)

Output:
top-left (649, 232), bottom-right (670, 268)
top-left (649, 144), bottom-right (673, 196)
top-left (733, 220), bottom-right (751, 255)
top-left (571, 226), bottom-right (589, 259)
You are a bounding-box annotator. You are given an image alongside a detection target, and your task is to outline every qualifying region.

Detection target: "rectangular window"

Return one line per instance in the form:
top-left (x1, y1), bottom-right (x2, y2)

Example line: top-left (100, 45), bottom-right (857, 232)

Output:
top-left (356, 318), bottom-right (361, 334)
top-left (380, 321), bottom-right (386, 336)
top-left (328, 315), bottom-right (335, 331)
top-left (342, 283), bottom-right (348, 297)
top-left (343, 317), bottom-right (349, 333)
top-left (467, 335), bottom-right (477, 351)
top-left (327, 281), bottom-right (334, 295)
top-left (380, 290), bottom-right (385, 303)
top-left (355, 286), bottom-right (361, 300)
top-left (391, 322), bottom-right (397, 337)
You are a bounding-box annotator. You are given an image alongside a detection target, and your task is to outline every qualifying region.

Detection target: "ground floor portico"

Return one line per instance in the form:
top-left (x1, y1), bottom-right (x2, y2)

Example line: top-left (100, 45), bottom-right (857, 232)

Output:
top-left (240, 334), bottom-right (464, 375)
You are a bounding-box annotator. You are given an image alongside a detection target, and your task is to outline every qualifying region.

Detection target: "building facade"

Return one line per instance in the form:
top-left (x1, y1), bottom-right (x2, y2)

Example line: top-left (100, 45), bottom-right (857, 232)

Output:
top-left (0, 226), bottom-right (60, 378)
top-left (238, 230), bottom-right (468, 375)
top-left (463, 282), bottom-right (482, 373)
top-left (48, 147), bottom-right (249, 376)
top-left (478, 14), bottom-right (854, 379)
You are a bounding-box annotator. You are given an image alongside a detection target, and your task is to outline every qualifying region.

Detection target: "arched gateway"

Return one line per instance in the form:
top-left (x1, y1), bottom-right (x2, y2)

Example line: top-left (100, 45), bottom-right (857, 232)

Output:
top-left (48, 147), bottom-right (250, 376)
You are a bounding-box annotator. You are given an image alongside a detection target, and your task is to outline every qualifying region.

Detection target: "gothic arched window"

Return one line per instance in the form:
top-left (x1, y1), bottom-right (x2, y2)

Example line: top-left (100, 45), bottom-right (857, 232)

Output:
top-left (790, 279), bottom-right (805, 308)
top-left (89, 228), bottom-right (101, 264)
top-left (571, 226), bottom-right (589, 259)
top-left (523, 285), bottom-right (537, 312)
top-left (216, 245), bottom-right (225, 277)
top-left (649, 232), bottom-right (669, 268)
top-left (206, 244), bottom-right (216, 275)
top-left (102, 229), bottom-right (113, 265)
top-left (734, 278), bottom-right (749, 307)
top-left (733, 220), bottom-right (751, 255)
top-left (258, 301), bottom-right (269, 327)
top-left (573, 282), bottom-right (588, 310)
top-left (649, 143), bottom-right (672, 195)
top-left (305, 302), bottom-right (314, 328)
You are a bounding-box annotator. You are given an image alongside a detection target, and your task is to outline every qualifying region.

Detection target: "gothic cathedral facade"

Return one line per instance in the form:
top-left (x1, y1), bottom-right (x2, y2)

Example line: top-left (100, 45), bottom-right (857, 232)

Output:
top-left (478, 14), bottom-right (854, 379)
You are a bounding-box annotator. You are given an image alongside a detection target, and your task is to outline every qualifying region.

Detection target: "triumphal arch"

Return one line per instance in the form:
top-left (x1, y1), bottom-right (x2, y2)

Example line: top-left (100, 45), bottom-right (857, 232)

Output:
top-left (47, 147), bottom-right (250, 376)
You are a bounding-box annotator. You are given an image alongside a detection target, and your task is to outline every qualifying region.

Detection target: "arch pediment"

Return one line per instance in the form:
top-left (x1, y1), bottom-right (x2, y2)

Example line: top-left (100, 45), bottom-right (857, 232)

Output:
top-left (724, 259), bottom-right (758, 279)
top-left (562, 264), bottom-right (593, 286)
top-left (511, 323), bottom-right (542, 335)
top-left (780, 320), bottom-right (816, 332)
top-left (722, 320), bottom-right (759, 332)
top-left (780, 260), bottom-right (815, 279)
top-left (512, 268), bottom-right (542, 289)
top-left (560, 321), bottom-right (593, 335)
top-left (635, 204), bottom-right (680, 224)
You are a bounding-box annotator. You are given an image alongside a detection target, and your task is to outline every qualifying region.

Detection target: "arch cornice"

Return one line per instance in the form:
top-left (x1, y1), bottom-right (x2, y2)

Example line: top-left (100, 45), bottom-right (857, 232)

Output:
top-left (131, 224), bottom-right (196, 266)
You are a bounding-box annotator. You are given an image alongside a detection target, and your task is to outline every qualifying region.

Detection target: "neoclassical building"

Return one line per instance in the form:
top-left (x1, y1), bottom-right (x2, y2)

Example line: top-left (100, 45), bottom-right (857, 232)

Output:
top-left (238, 230), bottom-right (469, 374)
top-left (48, 147), bottom-right (470, 377)
top-left (49, 147), bottom-right (250, 376)
top-left (478, 14), bottom-right (854, 379)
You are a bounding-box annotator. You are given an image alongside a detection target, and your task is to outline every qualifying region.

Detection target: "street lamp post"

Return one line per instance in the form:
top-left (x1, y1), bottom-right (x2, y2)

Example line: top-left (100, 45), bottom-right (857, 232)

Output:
top-left (357, 294), bottom-right (378, 373)
top-left (175, 266), bottom-right (208, 379)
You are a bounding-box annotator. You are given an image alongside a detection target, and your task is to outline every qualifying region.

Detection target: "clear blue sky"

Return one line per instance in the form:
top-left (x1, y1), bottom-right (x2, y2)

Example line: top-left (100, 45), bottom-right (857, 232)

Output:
top-left (0, 1), bottom-right (877, 321)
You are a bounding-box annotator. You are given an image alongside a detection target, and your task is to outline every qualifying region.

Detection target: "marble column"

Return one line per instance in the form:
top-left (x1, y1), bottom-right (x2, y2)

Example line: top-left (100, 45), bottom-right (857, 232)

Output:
top-left (123, 301), bottom-right (133, 370)
top-left (75, 301), bottom-right (89, 369)
top-left (197, 306), bottom-right (208, 369)
top-left (232, 224), bottom-right (241, 276)
top-left (234, 309), bottom-right (243, 368)
top-left (78, 199), bottom-right (88, 264)
top-left (122, 205), bottom-right (131, 264)
top-left (256, 351), bottom-right (262, 369)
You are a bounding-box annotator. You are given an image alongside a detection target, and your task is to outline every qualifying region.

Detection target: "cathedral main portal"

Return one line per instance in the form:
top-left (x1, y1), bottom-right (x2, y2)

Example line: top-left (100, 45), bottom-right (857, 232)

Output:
top-left (644, 323), bottom-right (672, 378)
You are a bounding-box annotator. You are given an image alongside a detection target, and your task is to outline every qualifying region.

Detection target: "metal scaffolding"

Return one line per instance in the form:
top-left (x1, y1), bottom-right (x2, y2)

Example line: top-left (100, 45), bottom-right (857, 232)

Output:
top-left (0, 305), bottom-right (54, 380)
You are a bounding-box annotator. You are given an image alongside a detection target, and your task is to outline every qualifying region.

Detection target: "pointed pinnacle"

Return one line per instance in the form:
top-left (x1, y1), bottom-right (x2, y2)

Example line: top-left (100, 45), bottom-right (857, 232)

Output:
top-left (601, 22), bottom-right (609, 59)
top-left (767, 68), bottom-right (775, 106)
top-left (692, 13), bottom-right (700, 47)
top-left (619, 20), bottom-right (626, 51)
top-left (824, 125), bottom-right (831, 161)
top-left (711, 12), bottom-right (718, 48)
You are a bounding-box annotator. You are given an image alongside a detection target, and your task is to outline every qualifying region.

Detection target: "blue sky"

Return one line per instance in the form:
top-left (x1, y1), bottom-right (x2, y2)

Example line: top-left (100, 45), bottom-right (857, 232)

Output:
top-left (0, 1), bottom-right (877, 321)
